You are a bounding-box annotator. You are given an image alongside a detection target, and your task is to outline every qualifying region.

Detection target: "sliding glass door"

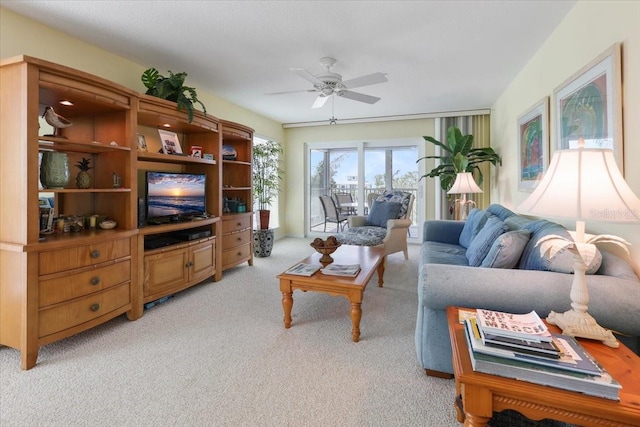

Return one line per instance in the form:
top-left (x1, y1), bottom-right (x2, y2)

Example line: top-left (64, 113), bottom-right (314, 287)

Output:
top-left (307, 139), bottom-right (420, 240)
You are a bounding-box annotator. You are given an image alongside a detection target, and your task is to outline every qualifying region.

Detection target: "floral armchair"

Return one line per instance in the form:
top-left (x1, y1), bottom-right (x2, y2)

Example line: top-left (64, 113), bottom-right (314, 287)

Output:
top-left (336, 191), bottom-right (414, 259)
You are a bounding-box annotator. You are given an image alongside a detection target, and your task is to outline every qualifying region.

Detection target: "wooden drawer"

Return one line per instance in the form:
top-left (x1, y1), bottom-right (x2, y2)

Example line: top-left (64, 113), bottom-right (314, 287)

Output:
top-left (39, 238), bottom-right (131, 275)
top-left (222, 216), bottom-right (251, 234)
top-left (222, 243), bottom-right (251, 267)
top-left (39, 261), bottom-right (131, 307)
top-left (38, 282), bottom-right (130, 338)
top-left (221, 228), bottom-right (251, 250)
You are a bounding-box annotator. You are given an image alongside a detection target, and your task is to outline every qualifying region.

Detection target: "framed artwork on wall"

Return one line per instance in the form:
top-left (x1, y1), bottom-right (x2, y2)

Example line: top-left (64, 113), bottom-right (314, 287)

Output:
top-left (517, 97), bottom-right (549, 192)
top-left (552, 42), bottom-right (623, 173)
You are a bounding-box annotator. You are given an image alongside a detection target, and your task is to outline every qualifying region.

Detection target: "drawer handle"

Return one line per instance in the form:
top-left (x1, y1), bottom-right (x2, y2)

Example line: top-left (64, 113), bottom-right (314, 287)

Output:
top-left (90, 303), bottom-right (100, 312)
top-left (91, 250), bottom-right (100, 259)
top-left (237, 251), bottom-right (242, 256)
top-left (185, 261), bottom-right (193, 268)
top-left (237, 237), bottom-right (242, 241)
top-left (90, 277), bottom-right (100, 286)
top-left (236, 222), bottom-right (242, 226)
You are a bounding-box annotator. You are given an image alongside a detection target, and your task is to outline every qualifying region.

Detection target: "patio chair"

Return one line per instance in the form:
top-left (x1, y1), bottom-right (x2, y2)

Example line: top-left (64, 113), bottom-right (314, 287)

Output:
top-left (336, 191), bottom-right (414, 260)
top-left (319, 195), bottom-right (348, 232)
top-left (333, 192), bottom-right (356, 215)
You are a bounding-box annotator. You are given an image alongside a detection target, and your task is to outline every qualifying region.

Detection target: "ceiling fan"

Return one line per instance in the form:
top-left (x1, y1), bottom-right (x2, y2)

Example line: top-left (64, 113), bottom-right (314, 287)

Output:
top-left (270, 57), bottom-right (388, 109)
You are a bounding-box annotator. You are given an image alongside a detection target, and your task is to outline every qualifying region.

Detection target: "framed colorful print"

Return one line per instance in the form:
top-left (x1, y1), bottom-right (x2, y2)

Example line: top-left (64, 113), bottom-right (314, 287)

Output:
top-left (553, 43), bottom-right (623, 173)
top-left (157, 129), bottom-right (182, 155)
top-left (517, 97), bottom-right (549, 192)
top-left (136, 134), bottom-right (147, 152)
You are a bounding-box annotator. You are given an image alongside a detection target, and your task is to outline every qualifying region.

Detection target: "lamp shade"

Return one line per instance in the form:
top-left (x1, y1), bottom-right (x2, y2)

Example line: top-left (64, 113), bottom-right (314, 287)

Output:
top-left (517, 147), bottom-right (640, 223)
top-left (447, 172), bottom-right (483, 195)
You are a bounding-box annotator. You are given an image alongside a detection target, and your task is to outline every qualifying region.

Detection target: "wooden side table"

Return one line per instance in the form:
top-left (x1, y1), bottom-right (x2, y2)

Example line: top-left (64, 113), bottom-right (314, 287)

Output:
top-left (446, 306), bottom-right (640, 427)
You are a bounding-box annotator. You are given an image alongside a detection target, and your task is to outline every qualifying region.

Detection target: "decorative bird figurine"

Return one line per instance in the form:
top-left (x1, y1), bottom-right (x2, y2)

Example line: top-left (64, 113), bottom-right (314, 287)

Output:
top-left (42, 106), bottom-right (72, 137)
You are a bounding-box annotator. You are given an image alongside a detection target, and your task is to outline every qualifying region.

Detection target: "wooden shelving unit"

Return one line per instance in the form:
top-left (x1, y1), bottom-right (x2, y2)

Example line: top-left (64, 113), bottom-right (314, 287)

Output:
top-left (220, 120), bottom-right (254, 271)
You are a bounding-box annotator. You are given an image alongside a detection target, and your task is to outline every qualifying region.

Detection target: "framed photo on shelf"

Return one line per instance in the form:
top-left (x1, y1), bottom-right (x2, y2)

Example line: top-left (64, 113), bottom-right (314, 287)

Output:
top-left (157, 129), bottom-right (182, 155)
top-left (136, 134), bottom-right (147, 152)
top-left (517, 97), bottom-right (549, 192)
top-left (552, 43), bottom-right (623, 173)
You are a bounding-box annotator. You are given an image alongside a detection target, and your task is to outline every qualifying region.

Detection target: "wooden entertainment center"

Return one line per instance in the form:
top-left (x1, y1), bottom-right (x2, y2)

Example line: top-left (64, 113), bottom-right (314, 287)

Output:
top-left (0, 56), bottom-right (254, 369)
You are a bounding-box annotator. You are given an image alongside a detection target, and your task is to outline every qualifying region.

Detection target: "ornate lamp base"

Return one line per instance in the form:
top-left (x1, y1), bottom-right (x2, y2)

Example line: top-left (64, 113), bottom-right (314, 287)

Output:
top-left (546, 309), bottom-right (619, 348)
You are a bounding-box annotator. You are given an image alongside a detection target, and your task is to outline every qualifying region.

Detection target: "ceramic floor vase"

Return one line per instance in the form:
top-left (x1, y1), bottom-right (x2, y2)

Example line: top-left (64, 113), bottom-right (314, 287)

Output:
top-left (254, 229), bottom-right (274, 257)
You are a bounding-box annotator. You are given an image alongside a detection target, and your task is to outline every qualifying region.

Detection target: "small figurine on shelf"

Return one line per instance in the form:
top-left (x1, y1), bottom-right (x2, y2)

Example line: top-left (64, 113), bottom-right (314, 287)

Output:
top-left (42, 106), bottom-right (72, 138)
top-left (74, 157), bottom-right (93, 189)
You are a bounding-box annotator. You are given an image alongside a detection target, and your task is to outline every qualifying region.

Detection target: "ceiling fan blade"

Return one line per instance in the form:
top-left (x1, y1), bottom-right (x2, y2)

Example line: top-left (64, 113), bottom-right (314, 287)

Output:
top-left (341, 72), bottom-right (388, 90)
top-left (265, 89), bottom-right (317, 96)
top-left (337, 90), bottom-right (381, 104)
top-left (311, 94), bottom-right (329, 109)
top-left (291, 68), bottom-right (322, 85)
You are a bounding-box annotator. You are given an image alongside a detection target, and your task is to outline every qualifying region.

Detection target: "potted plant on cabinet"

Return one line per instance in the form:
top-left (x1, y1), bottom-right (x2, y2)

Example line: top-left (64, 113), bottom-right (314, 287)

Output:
top-left (252, 139), bottom-right (284, 257)
top-left (141, 68), bottom-right (207, 123)
top-left (418, 126), bottom-right (501, 218)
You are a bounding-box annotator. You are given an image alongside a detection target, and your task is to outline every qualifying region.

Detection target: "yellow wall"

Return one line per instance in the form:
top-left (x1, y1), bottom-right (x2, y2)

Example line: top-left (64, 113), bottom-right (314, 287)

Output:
top-left (0, 8), bottom-right (284, 149)
top-left (490, 0), bottom-right (640, 267)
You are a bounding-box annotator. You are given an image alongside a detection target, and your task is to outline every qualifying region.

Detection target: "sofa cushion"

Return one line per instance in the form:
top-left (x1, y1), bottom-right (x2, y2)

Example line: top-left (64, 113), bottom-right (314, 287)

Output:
top-left (517, 219), bottom-right (602, 274)
top-left (538, 237), bottom-right (603, 274)
top-left (366, 200), bottom-right (402, 228)
top-left (481, 229), bottom-right (531, 269)
top-left (376, 191), bottom-right (412, 218)
top-left (597, 250), bottom-right (640, 281)
top-left (504, 215), bottom-right (534, 231)
top-left (466, 215), bottom-right (508, 267)
top-left (458, 208), bottom-right (489, 248)
top-left (487, 204), bottom-right (517, 221)
top-left (421, 241), bottom-right (469, 266)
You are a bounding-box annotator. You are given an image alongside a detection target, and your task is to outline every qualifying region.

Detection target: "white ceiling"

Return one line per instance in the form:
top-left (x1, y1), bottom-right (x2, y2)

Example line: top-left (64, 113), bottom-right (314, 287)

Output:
top-left (2, 1), bottom-right (576, 126)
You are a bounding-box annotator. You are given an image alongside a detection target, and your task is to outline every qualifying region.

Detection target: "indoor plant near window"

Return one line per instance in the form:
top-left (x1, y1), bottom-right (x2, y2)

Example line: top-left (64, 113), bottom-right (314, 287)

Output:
top-left (141, 68), bottom-right (207, 123)
top-left (418, 126), bottom-right (501, 192)
top-left (252, 139), bottom-right (284, 257)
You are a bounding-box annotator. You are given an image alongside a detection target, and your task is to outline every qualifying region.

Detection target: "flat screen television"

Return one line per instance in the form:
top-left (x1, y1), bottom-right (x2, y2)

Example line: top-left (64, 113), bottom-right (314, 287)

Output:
top-left (145, 171), bottom-right (206, 221)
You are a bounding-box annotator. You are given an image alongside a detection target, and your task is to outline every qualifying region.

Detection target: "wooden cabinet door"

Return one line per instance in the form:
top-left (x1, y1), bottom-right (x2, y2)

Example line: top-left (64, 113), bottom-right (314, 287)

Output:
top-left (189, 240), bottom-right (215, 283)
top-left (144, 247), bottom-right (189, 297)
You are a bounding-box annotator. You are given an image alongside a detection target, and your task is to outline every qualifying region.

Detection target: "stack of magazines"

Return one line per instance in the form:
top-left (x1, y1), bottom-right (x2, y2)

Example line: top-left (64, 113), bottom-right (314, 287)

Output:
top-left (320, 263), bottom-right (361, 277)
top-left (462, 309), bottom-right (621, 400)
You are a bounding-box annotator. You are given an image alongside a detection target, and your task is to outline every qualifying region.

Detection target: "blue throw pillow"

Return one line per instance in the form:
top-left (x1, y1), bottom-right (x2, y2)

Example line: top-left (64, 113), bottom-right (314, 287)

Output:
top-left (366, 200), bottom-right (402, 228)
top-left (466, 215), bottom-right (507, 266)
top-left (481, 230), bottom-right (531, 269)
top-left (458, 208), bottom-right (489, 248)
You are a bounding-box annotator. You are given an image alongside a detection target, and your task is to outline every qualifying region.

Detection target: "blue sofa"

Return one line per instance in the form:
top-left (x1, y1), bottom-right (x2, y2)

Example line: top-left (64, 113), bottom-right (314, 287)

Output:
top-left (415, 204), bottom-right (640, 376)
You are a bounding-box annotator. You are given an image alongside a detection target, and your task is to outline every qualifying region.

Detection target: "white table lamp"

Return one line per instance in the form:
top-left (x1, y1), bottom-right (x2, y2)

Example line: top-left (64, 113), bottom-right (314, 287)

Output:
top-left (517, 139), bottom-right (640, 347)
top-left (448, 172), bottom-right (483, 220)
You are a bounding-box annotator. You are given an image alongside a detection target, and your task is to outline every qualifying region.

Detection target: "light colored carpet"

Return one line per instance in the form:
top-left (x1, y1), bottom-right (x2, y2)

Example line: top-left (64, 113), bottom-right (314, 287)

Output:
top-left (1, 238), bottom-right (458, 426)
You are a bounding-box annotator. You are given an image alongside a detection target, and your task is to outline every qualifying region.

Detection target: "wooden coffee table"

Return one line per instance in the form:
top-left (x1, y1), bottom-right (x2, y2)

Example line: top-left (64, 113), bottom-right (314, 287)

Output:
top-left (447, 306), bottom-right (640, 427)
top-left (277, 245), bottom-right (385, 342)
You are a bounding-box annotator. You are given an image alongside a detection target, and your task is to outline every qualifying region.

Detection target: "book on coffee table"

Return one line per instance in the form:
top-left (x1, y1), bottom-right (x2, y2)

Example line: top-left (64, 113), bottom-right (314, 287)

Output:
top-left (463, 319), bottom-right (620, 400)
top-left (476, 308), bottom-right (552, 342)
top-left (284, 262), bottom-right (321, 276)
top-left (321, 263), bottom-right (361, 277)
top-left (467, 318), bottom-right (601, 375)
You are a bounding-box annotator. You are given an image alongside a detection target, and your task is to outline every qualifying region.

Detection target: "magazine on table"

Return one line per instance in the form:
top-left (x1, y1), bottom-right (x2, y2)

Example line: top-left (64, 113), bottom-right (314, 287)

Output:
top-left (479, 326), bottom-right (560, 357)
top-left (466, 318), bottom-right (603, 375)
top-left (284, 262), bottom-right (321, 276)
top-left (476, 308), bottom-right (552, 342)
top-left (321, 263), bottom-right (361, 277)
top-left (463, 319), bottom-right (620, 400)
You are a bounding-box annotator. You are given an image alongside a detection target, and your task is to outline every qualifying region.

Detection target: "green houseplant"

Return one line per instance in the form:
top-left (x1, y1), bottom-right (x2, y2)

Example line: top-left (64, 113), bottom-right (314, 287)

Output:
top-left (141, 68), bottom-right (207, 123)
top-left (252, 139), bottom-right (284, 230)
top-left (418, 126), bottom-right (501, 191)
